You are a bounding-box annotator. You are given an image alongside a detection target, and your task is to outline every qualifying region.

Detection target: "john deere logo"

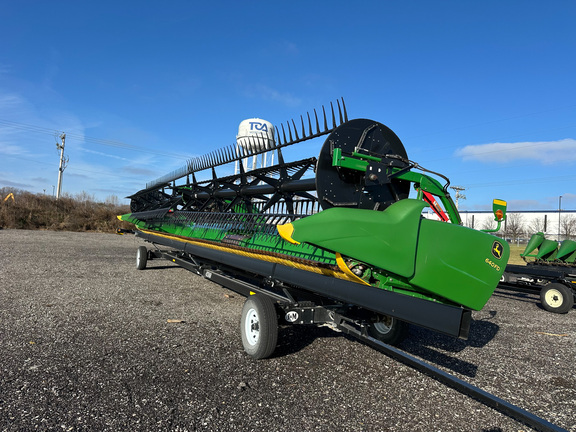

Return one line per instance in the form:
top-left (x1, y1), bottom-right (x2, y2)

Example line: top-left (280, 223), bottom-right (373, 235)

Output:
top-left (492, 241), bottom-right (503, 260)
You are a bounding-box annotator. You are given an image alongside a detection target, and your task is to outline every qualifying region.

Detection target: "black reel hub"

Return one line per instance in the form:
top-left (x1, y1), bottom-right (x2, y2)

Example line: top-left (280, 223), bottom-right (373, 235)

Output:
top-left (316, 118), bottom-right (411, 211)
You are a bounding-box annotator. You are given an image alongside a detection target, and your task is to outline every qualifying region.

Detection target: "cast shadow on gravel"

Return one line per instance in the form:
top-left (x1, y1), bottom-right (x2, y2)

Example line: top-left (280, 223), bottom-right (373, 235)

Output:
top-left (492, 288), bottom-right (539, 305)
top-left (270, 317), bottom-right (499, 379)
top-left (396, 314), bottom-right (500, 378)
top-left (271, 325), bottom-right (342, 358)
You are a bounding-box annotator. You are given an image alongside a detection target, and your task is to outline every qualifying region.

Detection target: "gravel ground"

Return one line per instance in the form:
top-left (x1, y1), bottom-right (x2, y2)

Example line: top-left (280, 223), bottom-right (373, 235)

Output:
top-left (0, 229), bottom-right (574, 432)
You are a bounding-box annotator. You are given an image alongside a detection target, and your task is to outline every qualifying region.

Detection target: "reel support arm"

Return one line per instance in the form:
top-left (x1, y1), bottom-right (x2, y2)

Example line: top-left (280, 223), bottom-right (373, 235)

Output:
top-left (331, 147), bottom-right (461, 224)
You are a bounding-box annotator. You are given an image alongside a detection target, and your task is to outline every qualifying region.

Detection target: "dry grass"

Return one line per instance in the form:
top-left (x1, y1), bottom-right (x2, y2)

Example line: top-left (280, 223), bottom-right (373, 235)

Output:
top-left (507, 244), bottom-right (527, 266)
top-left (0, 188), bottom-right (133, 233)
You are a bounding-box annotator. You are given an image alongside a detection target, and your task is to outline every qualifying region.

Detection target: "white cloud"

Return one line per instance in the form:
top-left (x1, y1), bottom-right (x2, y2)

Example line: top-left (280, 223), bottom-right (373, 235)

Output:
top-left (455, 139), bottom-right (576, 165)
top-left (244, 84), bottom-right (301, 107)
top-left (0, 143), bottom-right (28, 155)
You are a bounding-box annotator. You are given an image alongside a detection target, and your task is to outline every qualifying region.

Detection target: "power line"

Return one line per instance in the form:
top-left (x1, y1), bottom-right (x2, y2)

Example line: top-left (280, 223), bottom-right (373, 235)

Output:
top-left (0, 118), bottom-right (191, 160)
top-left (0, 153), bottom-right (146, 181)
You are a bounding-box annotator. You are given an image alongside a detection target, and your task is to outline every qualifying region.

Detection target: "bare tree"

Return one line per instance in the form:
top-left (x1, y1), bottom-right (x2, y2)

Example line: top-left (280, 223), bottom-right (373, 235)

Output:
top-left (561, 215), bottom-right (576, 241)
top-left (480, 216), bottom-right (503, 235)
top-left (504, 213), bottom-right (525, 241)
top-left (105, 195), bottom-right (120, 206)
top-left (528, 216), bottom-right (546, 235)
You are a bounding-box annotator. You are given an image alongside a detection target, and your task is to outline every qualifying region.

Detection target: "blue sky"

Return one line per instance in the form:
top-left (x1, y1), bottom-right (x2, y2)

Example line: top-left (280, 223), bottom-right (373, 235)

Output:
top-left (1, 1), bottom-right (575, 211)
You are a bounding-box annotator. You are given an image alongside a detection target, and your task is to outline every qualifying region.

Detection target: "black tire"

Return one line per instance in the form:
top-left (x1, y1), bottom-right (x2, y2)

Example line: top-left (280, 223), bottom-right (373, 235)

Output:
top-left (367, 314), bottom-right (409, 345)
top-left (136, 246), bottom-right (148, 270)
top-left (240, 295), bottom-right (278, 359)
top-left (540, 283), bottom-right (574, 314)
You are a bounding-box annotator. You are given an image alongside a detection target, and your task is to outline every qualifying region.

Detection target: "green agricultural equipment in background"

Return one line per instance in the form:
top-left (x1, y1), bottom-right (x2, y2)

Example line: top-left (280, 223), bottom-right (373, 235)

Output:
top-left (119, 100), bottom-right (509, 358)
top-left (500, 232), bottom-right (576, 314)
top-left (521, 232), bottom-right (576, 264)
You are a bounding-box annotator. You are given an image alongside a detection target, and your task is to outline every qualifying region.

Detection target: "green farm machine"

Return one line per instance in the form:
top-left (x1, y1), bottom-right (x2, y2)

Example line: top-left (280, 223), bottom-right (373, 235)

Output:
top-left (119, 100), bottom-right (509, 359)
top-left (501, 232), bottom-right (576, 313)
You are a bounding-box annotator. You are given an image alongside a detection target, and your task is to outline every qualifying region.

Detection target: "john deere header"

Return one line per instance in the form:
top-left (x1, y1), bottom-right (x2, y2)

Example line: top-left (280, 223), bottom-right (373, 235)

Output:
top-left (119, 99), bottom-right (509, 312)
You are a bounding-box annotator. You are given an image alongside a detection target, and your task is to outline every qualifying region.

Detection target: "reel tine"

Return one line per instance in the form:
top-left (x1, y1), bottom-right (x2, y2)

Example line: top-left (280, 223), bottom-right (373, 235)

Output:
top-left (253, 134), bottom-right (259, 153)
top-left (330, 102), bottom-right (336, 129)
top-left (341, 97), bottom-right (348, 122)
top-left (291, 119), bottom-right (299, 140)
top-left (314, 109), bottom-right (320, 134)
top-left (140, 98), bottom-right (348, 193)
top-left (259, 132), bottom-right (266, 152)
top-left (287, 121), bottom-right (294, 142)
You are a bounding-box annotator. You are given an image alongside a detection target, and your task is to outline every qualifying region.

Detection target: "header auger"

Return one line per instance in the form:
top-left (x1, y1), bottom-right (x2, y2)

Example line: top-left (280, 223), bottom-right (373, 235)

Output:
top-left (119, 99), bottom-right (509, 357)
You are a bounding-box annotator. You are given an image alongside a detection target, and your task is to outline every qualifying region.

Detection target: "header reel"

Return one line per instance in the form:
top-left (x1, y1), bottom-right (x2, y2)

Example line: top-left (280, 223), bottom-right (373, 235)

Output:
top-left (128, 102), bottom-right (456, 222)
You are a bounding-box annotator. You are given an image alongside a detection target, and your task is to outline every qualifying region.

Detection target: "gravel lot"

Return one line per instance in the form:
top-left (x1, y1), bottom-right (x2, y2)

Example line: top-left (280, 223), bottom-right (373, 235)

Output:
top-left (0, 229), bottom-right (574, 432)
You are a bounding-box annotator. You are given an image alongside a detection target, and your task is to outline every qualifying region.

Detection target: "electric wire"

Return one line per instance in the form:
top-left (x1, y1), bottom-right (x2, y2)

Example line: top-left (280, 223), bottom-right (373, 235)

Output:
top-left (0, 118), bottom-right (191, 160)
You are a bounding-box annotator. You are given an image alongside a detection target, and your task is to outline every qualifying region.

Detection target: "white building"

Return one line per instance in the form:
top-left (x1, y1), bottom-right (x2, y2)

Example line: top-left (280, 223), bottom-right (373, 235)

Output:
top-left (423, 209), bottom-right (576, 242)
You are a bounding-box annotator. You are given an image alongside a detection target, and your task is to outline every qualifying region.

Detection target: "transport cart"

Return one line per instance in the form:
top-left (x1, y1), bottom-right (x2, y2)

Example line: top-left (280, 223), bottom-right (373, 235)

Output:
top-left (500, 263), bottom-right (576, 313)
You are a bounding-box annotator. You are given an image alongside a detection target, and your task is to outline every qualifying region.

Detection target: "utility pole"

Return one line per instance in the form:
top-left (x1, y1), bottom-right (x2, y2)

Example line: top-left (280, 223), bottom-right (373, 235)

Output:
top-left (56, 133), bottom-right (68, 199)
top-left (450, 186), bottom-right (466, 210)
top-left (558, 195), bottom-right (562, 241)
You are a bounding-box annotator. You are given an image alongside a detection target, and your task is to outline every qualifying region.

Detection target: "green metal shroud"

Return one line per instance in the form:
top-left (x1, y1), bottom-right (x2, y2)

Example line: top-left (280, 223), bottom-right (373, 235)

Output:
top-left (281, 199), bottom-right (508, 310)
top-left (120, 107), bottom-right (509, 314)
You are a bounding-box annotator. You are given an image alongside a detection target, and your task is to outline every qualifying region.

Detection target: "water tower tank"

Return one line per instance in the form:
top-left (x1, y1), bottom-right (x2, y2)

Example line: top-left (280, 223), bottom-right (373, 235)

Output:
top-left (236, 118), bottom-right (275, 153)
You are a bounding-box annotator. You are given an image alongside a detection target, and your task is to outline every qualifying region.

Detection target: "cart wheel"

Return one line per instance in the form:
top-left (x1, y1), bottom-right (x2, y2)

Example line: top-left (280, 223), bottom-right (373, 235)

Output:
top-left (367, 314), bottom-right (408, 345)
top-left (540, 283), bottom-right (574, 314)
top-left (240, 295), bottom-right (278, 359)
top-left (136, 246), bottom-right (148, 270)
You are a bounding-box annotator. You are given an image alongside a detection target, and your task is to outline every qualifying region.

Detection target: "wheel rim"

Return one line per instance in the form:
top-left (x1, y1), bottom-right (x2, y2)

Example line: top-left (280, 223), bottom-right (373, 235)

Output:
top-left (545, 289), bottom-right (564, 308)
top-left (244, 308), bottom-right (260, 346)
top-left (373, 316), bottom-right (393, 335)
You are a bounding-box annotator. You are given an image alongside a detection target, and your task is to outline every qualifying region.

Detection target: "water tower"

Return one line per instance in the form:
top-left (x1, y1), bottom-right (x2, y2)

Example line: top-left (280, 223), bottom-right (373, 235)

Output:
top-left (235, 118), bottom-right (276, 174)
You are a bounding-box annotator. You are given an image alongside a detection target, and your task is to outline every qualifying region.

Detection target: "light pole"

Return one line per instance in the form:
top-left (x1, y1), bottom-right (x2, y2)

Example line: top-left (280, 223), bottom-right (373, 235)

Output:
top-left (558, 195), bottom-right (562, 241)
